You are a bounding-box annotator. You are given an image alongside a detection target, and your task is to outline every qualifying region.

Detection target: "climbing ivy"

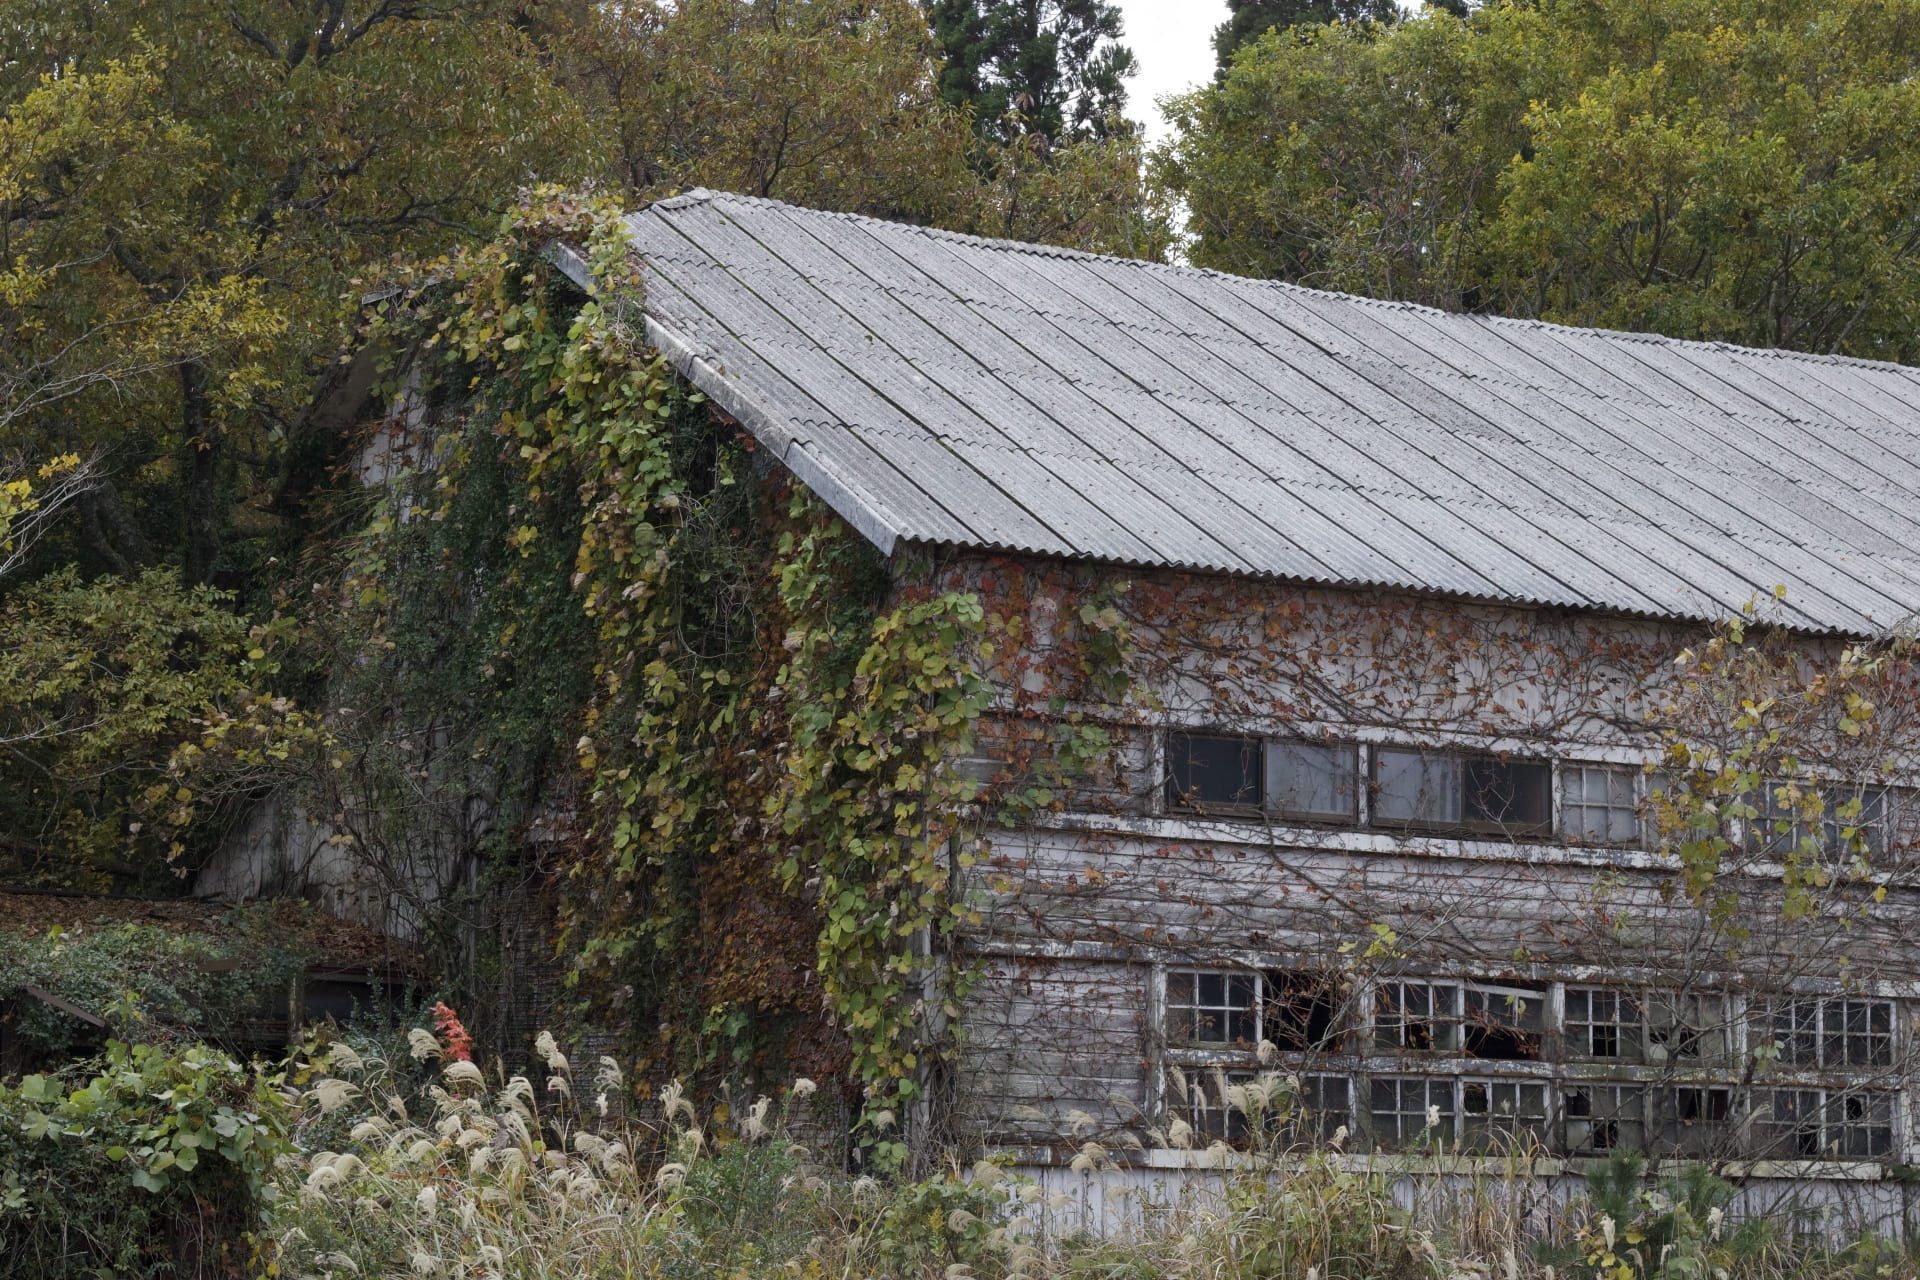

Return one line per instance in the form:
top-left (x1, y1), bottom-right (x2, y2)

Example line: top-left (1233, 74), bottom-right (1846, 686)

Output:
top-left (351, 189), bottom-right (1125, 1154)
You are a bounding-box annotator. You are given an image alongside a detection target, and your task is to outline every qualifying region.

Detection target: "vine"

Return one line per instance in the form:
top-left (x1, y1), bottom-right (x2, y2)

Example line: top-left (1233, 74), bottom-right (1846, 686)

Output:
top-left (348, 189), bottom-right (1131, 1156)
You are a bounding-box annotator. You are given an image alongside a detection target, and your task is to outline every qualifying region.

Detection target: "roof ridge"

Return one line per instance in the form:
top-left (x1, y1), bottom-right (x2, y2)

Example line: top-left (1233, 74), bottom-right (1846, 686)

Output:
top-left (656, 187), bottom-right (1920, 379)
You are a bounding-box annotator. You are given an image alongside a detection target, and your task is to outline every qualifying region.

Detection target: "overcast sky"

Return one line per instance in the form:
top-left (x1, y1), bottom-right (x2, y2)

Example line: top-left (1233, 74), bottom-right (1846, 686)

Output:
top-left (1115, 0), bottom-right (1229, 145)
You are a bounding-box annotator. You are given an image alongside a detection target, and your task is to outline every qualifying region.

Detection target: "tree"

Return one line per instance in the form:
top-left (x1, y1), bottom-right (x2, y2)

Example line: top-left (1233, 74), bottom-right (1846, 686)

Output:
top-left (925, 0), bottom-right (1137, 142)
top-left (555, 0), bottom-right (1170, 253)
top-left (0, 565), bottom-right (310, 890)
top-left (0, 2), bottom-right (592, 591)
top-left (1158, 0), bottom-right (1920, 360)
top-left (556, 0), bottom-right (979, 222)
top-left (1161, 13), bottom-right (1503, 305)
top-left (1211, 0), bottom-right (1401, 77)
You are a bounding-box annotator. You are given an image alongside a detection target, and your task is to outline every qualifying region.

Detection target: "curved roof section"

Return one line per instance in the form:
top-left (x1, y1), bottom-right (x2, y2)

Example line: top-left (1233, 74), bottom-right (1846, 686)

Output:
top-left (605, 188), bottom-right (1920, 635)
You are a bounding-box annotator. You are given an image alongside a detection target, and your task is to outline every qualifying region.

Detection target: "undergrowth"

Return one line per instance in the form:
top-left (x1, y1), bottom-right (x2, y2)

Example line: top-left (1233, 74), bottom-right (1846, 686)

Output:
top-left (261, 1020), bottom-right (1920, 1280)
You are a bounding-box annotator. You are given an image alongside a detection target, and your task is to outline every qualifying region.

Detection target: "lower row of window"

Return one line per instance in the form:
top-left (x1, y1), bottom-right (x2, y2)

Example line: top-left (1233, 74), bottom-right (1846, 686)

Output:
top-left (1177, 1072), bottom-right (1896, 1161)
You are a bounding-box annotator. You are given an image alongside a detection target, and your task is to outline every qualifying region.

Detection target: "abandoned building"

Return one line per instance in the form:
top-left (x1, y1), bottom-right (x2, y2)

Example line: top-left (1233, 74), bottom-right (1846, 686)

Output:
top-left (205, 186), bottom-right (1920, 1230)
top-left (554, 189), bottom-right (1920, 1227)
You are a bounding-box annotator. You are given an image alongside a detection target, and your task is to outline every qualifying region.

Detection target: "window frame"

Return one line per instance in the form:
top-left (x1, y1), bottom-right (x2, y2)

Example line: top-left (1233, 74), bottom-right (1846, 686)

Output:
top-left (1368, 746), bottom-right (1554, 839)
top-left (1565, 986), bottom-right (1644, 1062)
top-left (1151, 974), bottom-right (1908, 1162)
top-left (1754, 996), bottom-right (1895, 1070)
top-left (1176, 1067), bottom-right (1355, 1149)
top-left (1560, 763), bottom-right (1644, 846)
top-left (1264, 739), bottom-right (1362, 824)
top-left (1755, 1087), bottom-right (1896, 1161)
top-left (1163, 967), bottom-right (1345, 1054)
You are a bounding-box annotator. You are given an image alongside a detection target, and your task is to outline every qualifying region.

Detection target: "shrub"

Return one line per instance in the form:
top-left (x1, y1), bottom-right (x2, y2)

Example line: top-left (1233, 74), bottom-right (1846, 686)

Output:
top-left (0, 1039), bottom-right (292, 1279)
top-left (0, 913), bottom-right (311, 1063)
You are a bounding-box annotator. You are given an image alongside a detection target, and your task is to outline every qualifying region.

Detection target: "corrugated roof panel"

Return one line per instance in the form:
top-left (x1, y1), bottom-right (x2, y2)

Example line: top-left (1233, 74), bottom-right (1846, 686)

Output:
top-left (615, 191), bottom-right (1920, 635)
top-left (821, 425), bottom-right (1064, 553)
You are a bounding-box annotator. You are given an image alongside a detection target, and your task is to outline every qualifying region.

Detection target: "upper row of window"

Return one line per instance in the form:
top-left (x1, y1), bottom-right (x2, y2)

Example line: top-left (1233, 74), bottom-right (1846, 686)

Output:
top-left (1165, 733), bottom-right (1895, 850)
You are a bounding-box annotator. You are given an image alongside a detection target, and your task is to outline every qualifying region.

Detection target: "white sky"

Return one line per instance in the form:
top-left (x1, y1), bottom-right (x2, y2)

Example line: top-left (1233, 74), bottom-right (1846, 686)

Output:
top-left (1115, 0), bottom-right (1231, 145)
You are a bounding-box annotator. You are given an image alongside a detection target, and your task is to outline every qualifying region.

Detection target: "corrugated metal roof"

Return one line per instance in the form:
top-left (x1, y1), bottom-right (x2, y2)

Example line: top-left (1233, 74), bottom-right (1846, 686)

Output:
top-left (602, 189), bottom-right (1920, 635)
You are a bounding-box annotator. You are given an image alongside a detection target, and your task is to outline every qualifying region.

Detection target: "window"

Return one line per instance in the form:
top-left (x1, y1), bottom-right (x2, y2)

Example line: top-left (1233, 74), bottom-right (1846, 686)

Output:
top-left (1758, 998), bottom-right (1893, 1068)
top-left (1463, 984), bottom-right (1546, 1060)
top-left (1748, 781), bottom-right (1889, 857)
top-left (1167, 734), bottom-right (1261, 811)
top-left (1373, 751), bottom-right (1461, 825)
top-left (1659, 1086), bottom-right (1735, 1157)
top-left (1372, 749), bottom-right (1552, 836)
top-left (1566, 1084), bottom-right (1645, 1154)
top-left (1177, 1069), bottom-right (1352, 1147)
top-left (1266, 742), bottom-right (1359, 821)
top-left (1371, 1076), bottom-right (1455, 1150)
top-left (1830, 1092), bottom-right (1895, 1159)
top-left (1757, 1090), bottom-right (1893, 1160)
top-left (1166, 970), bottom-right (1257, 1045)
top-left (1181, 1068), bottom-right (1251, 1143)
top-left (1296, 1074), bottom-right (1354, 1145)
top-left (1566, 988), bottom-right (1642, 1060)
top-left (1265, 973), bottom-right (1341, 1053)
top-left (1374, 981), bottom-right (1461, 1052)
top-left (1563, 765), bottom-right (1640, 844)
top-left (1167, 970), bottom-right (1342, 1053)
top-left (1462, 1079), bottom-right (1550, 1151)
top-left (1647, 992), bottom-right (1731, 1064)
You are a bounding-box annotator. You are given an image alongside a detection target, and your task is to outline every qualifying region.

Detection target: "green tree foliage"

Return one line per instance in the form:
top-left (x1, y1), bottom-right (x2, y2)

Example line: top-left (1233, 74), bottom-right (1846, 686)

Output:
top-left (0, 1), bottom-right (591, 589)
top-left (0, 567), bottom-right (308, 889)
top-left (0, 0), bottom-right (1167, 895)
top-left (557, 0), bottom-right (1167, 253)
top-left (1211, 0), bottom-right (1402, 77)
top-left (1161, 0), bottom-right (1920, 360)
top-left (558, 0), bottom-right (977, 217)
top-left (926, 0), bottom-right (1137, 141)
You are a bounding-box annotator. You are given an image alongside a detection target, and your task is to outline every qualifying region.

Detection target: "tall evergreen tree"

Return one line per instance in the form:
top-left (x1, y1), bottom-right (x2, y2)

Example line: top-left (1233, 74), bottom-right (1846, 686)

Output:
top-left (1213, 0), bottom-right (1408, 76)
top-left (926, 0), bottom-right (1137, 141)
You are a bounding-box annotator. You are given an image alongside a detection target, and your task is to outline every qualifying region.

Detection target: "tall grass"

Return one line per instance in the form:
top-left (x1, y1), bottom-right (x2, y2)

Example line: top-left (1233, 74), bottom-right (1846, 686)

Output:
top-left (267, 1044), bottom-right (1920, 1280)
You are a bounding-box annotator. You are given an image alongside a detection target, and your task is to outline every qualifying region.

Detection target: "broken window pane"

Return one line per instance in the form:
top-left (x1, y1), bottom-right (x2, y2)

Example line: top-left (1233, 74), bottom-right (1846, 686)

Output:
top-left (1264, 972), bottom-right (1340, 1053)
top-left (1648, 992), bottom-right (1729, 1063)
top-left (1828, 1091), bottom-right (1895, 1159)
top-left (1167, 733), bottom-right (1262, 810)
top-left (1565, 1084), bottom-right (1645, 1154)
top-left (1265, 742), bottom-right (1358, 821)
top-left (1464, 758), bottom-right (1552, 830)
top-left (1659, 1086), bottom-right (1735, 1157)
top-left (1463, 984), bottom-right (1546, 1060)
top-left (1758, 1088), bottom-right (1826, 1159)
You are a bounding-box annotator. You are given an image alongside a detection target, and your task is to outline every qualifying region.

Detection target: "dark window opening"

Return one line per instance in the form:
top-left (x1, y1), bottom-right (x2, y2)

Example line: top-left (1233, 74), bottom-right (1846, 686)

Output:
top-left (1566, 1085), bottom-right (1645, 1154)
top-left (1265, 972), bottom-right (1339, 1052)
top-left (1463, 983), bottom-right (1546, 1061)
top-left (1168, 733), bottom-right (1261, 811)
top-left (1465, 758), bottom-right (1552, 829)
